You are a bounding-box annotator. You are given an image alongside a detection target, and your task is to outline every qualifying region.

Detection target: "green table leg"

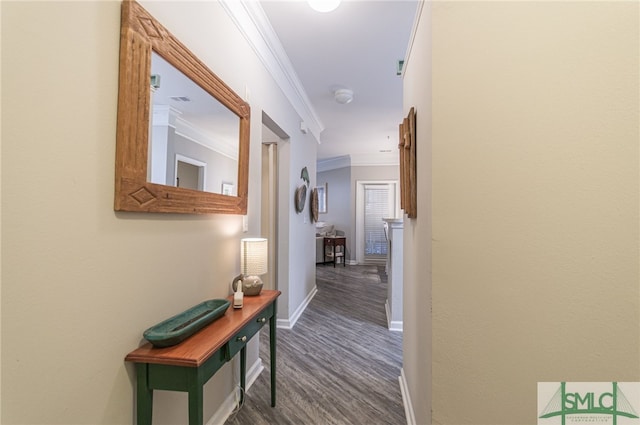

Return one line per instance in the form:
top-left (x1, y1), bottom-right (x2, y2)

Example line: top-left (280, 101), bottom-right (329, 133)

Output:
top-left (240, 346), bottom-right (246, 405)
top-left (187, 375), bottom-right (204, 425)
top-left (136, 364), bottom-right (153, 425)
top-left (270, 302), bottom-right (277, 407)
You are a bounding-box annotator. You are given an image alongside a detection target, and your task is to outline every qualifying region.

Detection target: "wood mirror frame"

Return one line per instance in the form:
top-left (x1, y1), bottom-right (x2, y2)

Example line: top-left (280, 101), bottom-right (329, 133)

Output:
top-left (115, 0), bottom-right (250, 214)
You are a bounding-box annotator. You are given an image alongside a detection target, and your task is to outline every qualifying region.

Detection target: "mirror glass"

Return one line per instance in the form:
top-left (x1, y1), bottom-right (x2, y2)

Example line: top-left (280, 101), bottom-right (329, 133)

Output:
top-left (149, 53), bottom-right (239, 195)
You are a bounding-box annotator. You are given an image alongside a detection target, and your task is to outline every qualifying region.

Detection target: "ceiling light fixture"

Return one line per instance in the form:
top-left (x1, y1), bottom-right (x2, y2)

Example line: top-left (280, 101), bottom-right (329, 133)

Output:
top-left (308, 0), bottom-right (341, 13)
top-left (334, 88), bottom-right (353, 104)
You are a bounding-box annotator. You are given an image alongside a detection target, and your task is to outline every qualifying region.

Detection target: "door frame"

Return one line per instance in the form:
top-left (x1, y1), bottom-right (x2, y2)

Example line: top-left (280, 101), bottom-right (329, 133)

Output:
top-left (355, 180), bottom-right (399, 264)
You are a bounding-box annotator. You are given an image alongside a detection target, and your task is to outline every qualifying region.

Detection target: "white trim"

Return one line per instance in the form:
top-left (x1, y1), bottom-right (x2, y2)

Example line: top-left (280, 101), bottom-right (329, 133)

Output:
top-left (152, 104), bottom-right (179, 128)
top-left (276, 286), bottom-right (317, 329)
top-left (174, 116), bottom-right (239, 161)
top-left (401, 0), bottom-right (426, 79)
top-left (350, 153), bottom-right (399, 167)
top-left (207, 358), bottom-right (263, 425)
top-left (220, 0), bottom-right (324, 143)
top-left (355, 180), bottom-right (400, 264)
top-left (245, 357), bottom-right (265, 390)
top-left (207, 387), bottom-right (237, 425)
top-left (399, 368), bottom-right (417, 425)
top-left (385, 299), bottom-right (403, 332)
top-left (317, 155), bottom-right (351, 173)
top-left (317, 155), bottom-right (400, 174)
top-left (153, 106), bottom-right (237, 160)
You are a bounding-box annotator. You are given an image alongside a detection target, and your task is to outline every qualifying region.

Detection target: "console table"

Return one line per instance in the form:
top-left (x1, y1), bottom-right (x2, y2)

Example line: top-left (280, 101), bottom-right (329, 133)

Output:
top-left (323, 236), bottom-right (346, 267)
top-left (125, 290), bottom-right (280, 425)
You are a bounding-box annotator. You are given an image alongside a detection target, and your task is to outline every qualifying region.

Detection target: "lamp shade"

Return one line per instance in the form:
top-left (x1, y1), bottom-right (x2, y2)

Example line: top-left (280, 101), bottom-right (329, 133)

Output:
top-left (240, 238), bottom-right (268, 276)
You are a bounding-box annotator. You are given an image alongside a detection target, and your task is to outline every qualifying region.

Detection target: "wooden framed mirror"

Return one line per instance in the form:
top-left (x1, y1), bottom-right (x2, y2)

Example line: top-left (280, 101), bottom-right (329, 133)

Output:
top-left (115, 0), bottom-right (250, 214)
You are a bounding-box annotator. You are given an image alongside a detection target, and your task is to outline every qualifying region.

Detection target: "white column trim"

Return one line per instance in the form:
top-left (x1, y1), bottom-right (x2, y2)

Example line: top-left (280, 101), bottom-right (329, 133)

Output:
top-left (385, 299), bottom-right (403, 332)
top-left (399, 368), bottom-right (417, 425)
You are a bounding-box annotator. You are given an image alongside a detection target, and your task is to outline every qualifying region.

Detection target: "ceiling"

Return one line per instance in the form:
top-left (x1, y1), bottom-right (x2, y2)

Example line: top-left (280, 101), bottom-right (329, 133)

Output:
top-left (259, 0), bottom-right (419, 167)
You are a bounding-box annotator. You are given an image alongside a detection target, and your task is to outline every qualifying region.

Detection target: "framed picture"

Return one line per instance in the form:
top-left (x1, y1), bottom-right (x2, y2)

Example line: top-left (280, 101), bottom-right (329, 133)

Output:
top-left (221, 182), bottom-right (234, 196)
top-left (316, 183), bottom-right (328, 214)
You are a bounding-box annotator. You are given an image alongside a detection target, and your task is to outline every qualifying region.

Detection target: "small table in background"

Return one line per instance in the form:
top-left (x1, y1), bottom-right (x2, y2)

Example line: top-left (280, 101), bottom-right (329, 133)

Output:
top-left (323, 236), bottom-right (346, 267)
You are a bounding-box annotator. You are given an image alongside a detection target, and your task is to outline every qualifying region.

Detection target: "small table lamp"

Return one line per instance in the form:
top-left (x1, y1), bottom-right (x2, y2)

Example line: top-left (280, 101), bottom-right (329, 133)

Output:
top-left (237, 238), bottom-right (268, 296)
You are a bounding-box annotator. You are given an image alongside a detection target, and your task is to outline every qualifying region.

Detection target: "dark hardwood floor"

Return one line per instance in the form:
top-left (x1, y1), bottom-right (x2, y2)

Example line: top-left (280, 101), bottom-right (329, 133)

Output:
top-left (225, 264), bottom-right (404, 425)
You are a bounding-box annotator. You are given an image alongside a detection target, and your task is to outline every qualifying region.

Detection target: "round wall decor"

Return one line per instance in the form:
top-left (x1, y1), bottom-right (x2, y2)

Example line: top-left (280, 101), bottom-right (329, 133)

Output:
top-left (310, 188), bottom-right (319, 222)
top-left (294, 185), bottom-right (307, 213)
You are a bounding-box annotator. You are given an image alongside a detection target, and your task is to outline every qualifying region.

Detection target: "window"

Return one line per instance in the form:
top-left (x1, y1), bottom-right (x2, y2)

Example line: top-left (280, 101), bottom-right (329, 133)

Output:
top-left (364, 184), bottom-right (392, 259)
top-left (356, 180), bottom-right (399, 264)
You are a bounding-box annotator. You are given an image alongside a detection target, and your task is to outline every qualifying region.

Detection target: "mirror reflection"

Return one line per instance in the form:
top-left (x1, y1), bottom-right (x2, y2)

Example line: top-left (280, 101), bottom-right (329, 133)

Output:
top-left (149, 52), bottom-right (240, 195)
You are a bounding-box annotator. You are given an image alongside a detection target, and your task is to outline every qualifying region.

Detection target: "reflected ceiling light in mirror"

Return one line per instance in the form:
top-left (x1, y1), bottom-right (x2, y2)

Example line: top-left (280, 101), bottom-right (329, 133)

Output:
top-left (334, 88), bottom-right (354, 104)
top-left (308, 0), bottom-right (341, 13)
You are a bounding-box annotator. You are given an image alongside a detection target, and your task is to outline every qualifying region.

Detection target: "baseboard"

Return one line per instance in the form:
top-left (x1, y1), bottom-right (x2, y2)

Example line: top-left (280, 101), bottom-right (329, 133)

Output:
top-left (245, 356), bottom-right (264, 389)
top-left (276, 285), bottom-right (317, 329)
top-left (399, 368), bottom-right (417, 425)
top-left (207, 358), bottom-right (263, 425)
top-left (385, 300), bottom-right (403, 332)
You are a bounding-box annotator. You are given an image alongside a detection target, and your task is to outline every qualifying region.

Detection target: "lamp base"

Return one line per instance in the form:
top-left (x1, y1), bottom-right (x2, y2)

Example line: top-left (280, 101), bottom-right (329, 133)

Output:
top-left (232, 275), bottom-right (263, 296)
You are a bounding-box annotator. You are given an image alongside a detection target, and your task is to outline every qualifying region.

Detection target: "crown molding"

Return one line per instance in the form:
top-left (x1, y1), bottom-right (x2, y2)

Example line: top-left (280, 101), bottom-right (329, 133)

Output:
top-left (153, 105), bottom-right (238, 160)
top-left (401, 0), bottom-right (426, 78)
top-left (350, 153), bottom-right (399, 167)
top-left (317, 153), bottom-right (399, 172)
top-left (174, 116), bottom-right (238, 160)
top-left (317, 155), bottom-right (351, 173)
top-left (220, 0), bottom-right (324, 143)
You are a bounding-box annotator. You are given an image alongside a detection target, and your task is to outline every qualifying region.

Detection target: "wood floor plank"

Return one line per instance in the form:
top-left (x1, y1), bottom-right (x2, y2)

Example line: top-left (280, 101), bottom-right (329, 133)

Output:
top-left (225, 264), bottom-right (404, 425)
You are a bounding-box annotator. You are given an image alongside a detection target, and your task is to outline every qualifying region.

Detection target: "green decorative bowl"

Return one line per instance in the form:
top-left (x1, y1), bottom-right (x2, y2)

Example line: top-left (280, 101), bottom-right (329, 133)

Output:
top-left (143, 299), bottom-right (230, 347)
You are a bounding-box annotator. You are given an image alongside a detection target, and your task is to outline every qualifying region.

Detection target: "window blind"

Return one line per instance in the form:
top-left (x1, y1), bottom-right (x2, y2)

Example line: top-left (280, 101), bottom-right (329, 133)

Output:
top-left (364, 185), bottom-right (390, 257)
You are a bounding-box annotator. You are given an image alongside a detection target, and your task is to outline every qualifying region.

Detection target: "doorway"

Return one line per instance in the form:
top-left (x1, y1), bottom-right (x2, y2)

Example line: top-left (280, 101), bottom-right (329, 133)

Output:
top-left (261, 115), bottom-right (285, 291)
top-left (261, 141), bottom-right (278, 291)
top-left (175, 154), bottom-right (206, 191)
top-left (355, 180), bottom-right (399, 264)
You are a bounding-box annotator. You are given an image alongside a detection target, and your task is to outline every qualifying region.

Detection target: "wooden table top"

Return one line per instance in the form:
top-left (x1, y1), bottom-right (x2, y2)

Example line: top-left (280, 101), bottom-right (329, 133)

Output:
top-left (125, 290), bottom-right (280, 367)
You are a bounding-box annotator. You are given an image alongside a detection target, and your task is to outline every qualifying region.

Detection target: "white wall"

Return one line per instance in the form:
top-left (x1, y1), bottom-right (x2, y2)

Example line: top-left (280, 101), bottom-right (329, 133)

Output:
top-left (1, 1), bottom-right (316, 423)
top-left (317, 167), bottom-right (351, 256)
top-left (401, 3), bottom-right (433, 424)
top-left (281, 135), bottom-right (318, 323)
top-left (403, 2), bottom-right (639, 424)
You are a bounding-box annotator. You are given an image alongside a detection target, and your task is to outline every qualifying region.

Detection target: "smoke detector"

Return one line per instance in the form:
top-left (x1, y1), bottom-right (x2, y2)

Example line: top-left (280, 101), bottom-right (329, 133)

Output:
top-left (334, 88), bottom-right (354, 105)
top-left (308, 0), bottom-right (341, 13)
